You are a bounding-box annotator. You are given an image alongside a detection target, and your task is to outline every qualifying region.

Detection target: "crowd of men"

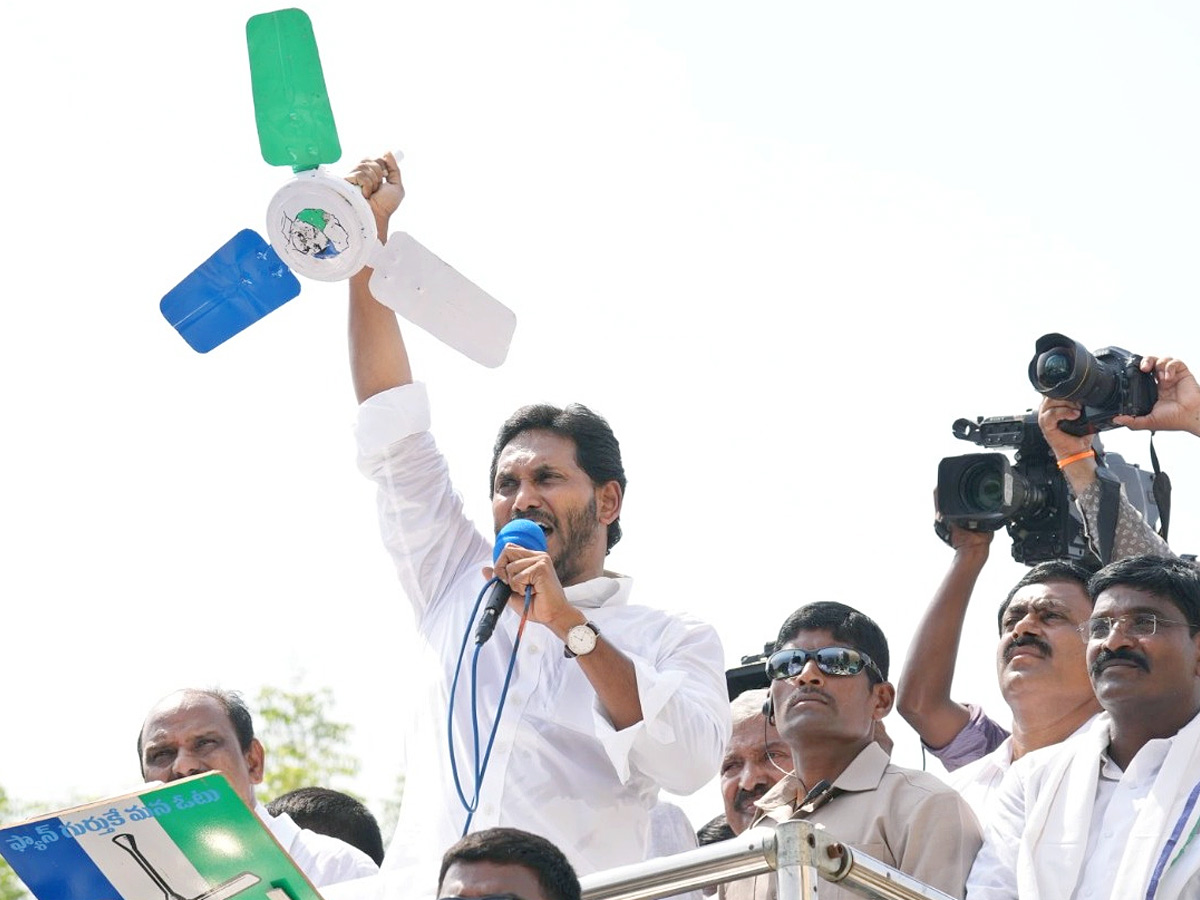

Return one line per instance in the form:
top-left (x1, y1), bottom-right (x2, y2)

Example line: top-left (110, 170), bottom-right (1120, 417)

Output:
top-left (109, 155), bottom-right (1200, 900)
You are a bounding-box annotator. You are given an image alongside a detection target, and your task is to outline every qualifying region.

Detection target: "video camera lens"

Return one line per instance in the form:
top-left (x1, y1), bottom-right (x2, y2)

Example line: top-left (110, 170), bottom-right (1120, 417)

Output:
top-left (937, 453), bottom-right (1050, 532)
top-left (961, 463), bottom-right (1005, 514)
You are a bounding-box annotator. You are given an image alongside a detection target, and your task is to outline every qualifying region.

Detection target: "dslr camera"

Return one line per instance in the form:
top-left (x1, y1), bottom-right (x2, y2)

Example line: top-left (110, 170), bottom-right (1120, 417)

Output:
top-left (937, 412), bottom-right (1159, 566)
top-left (1028, 333), bottom-right (1157, 435)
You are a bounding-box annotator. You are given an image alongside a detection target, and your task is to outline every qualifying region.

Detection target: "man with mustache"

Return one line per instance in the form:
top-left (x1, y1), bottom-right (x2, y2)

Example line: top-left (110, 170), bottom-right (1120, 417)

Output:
top-left (898, 385), bottom-right (1179, 819)
top-left (901, 554), bottom-right (1104, 820)
top-left (720, 689), bottom-right (791, 835)
top-left (724, 602), bottom-right (981, 900)
top-left (967, 555), bottom-right (1200, 899)
top-left (341, 152), bottom-right (730, 893)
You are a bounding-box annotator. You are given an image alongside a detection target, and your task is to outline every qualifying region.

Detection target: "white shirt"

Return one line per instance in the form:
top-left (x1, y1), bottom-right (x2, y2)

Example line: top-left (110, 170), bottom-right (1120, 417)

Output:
top-left (355, 384), bottom-right (730, 896)
top-left (1070, 739), bottom-right (1169, 900)
top-left (948, 716), bottom-right (1099, 825)
top-left (947, 737), bottom-right (1014, 824)
top-left (966, 711), bottom-right (1200, 900)
top-left (256, 803), bottom-right (380, 888)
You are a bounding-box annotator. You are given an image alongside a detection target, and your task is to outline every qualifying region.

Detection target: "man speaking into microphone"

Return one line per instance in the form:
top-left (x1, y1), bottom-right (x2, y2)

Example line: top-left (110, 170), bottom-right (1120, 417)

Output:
top-left (342, 152), bottom-right (730, 893)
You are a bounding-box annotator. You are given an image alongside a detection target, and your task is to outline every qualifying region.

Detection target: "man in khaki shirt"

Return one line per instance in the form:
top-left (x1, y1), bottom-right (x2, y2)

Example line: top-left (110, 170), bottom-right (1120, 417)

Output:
top-left (723, 602), bottom-right (982, 900)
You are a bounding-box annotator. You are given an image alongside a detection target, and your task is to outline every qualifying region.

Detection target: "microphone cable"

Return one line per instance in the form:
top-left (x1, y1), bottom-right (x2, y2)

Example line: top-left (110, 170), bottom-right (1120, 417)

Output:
top-left (448, 577), bottom-right (533, 835)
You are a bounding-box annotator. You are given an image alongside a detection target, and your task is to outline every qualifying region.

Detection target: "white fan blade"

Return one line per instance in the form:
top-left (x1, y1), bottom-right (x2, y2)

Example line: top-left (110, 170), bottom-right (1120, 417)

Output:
top-left (369, 232), bottom-right (516, 368)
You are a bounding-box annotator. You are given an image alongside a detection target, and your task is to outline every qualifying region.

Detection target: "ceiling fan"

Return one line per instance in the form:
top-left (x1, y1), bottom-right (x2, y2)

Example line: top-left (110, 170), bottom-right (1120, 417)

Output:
top-left (159, 7), bottom-right (515, 367)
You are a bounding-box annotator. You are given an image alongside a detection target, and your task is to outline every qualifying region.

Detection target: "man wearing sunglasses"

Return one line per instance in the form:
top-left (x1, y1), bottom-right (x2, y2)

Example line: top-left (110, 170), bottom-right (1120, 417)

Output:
top-left (724, 602), bottom-right (981, 900)
top-left (967, 554), bottom-right (1200, 900)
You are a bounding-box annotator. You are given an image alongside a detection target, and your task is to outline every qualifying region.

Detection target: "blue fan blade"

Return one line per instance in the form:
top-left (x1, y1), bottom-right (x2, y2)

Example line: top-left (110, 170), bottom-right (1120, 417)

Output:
top-left (161, 229), bottom-right (302, 353)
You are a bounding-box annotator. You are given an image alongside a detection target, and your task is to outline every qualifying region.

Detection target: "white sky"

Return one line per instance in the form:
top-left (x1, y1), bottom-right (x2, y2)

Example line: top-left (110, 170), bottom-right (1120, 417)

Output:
top-left (4, 0), bottom-right (1200, 838)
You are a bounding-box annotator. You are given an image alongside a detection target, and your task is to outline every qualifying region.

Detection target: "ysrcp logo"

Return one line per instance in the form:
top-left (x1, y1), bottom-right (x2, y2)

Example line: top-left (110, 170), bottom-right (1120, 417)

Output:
top-left (279, 207), bottom-right (350, 259)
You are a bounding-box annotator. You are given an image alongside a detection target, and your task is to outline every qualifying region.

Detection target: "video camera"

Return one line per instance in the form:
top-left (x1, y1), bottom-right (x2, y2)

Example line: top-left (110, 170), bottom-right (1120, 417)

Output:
top-left (937, 411), bottom-right (1159, 567)
top-left (725, 645), bottom-right (772, 700)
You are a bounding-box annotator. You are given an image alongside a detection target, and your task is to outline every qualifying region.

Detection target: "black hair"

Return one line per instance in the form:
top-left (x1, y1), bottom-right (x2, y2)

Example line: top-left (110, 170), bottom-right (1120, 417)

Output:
top-left (696, 814), bottom-right (736, 846)
top-left (774, 601), bottom-right (890, 682)
top-left (267, 787), bottom-right (385, 866)
top-left (438, 827), bottom-right (580, 900)
top-left (1088, 554), bottom-right (1200, 634)
top-left (489, 404), bottom-right (627, 552)
top-left (996, 559), bottom-right (1094, 634)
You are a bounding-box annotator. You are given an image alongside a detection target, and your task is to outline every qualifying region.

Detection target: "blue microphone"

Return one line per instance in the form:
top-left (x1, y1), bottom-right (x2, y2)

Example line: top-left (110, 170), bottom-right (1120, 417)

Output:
top-left (475, 519), bottom-right (548, 645)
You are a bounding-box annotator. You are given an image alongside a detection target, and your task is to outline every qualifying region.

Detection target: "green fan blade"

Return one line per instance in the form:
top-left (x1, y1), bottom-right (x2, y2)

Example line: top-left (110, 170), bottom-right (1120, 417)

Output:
top-left (246, 8), bottom-right (341, 171)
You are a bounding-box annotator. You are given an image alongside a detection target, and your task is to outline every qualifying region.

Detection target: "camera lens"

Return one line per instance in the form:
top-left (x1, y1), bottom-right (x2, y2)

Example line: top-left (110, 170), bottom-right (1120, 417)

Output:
top-left (1028, 333), bottom-right (1117, 406)
top-left (961, 463), bottom-right (1004, 513)
top-left (1037, 351), bottom-right (1073, 388)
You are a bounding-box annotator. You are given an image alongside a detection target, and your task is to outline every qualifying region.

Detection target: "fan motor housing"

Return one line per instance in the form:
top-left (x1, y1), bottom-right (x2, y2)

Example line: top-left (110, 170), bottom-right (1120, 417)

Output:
top-left (265, 170), bottom-right (379, 282)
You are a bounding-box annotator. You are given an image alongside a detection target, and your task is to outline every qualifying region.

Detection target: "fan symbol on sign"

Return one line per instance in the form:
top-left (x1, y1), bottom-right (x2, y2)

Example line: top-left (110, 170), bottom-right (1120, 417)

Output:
top-left (159, 7), bottom-right (516, 367)
top-left (282, 208), bottom-right (350, 259)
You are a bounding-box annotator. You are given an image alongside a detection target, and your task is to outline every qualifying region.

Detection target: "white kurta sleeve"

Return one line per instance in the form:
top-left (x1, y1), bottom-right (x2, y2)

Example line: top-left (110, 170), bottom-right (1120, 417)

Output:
top-left (589, 612), bottom-right (731, 793)
top-left (355, 383), bottom-right (492, 620)
top-left (966, 763), bottom-right (1026, 900)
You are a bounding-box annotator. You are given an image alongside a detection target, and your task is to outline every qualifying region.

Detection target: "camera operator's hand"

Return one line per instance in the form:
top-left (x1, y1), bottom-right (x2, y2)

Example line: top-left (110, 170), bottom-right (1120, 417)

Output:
top-left (1038, 397), bottom-right (1094, 458)
top-left (899, 492), bottom-right (993, 751)
top-left (1112, 356), bottom-right (1200, 437)
top-left (943, 518), bottom-right (994, 553)
top-left (1038, 397), bottom-right (1098, 495)
top-left (932, 489), bottom-right (994, 553)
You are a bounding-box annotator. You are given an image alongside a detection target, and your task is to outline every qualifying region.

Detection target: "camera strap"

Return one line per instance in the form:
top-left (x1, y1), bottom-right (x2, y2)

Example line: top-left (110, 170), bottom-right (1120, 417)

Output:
top-left (1150, 432), bottom-right (1172, 541)
top-left (1096, 464), bottom-right (1122, 565)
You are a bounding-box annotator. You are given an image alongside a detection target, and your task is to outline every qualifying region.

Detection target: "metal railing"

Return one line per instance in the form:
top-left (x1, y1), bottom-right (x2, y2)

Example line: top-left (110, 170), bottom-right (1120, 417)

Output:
top-left (580, 820), bottom-right (956, 900)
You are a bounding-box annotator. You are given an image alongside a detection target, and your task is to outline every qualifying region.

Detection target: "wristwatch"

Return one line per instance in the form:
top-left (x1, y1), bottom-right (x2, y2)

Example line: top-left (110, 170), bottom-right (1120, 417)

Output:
top-left (564, 621), bottom-right (600, 658)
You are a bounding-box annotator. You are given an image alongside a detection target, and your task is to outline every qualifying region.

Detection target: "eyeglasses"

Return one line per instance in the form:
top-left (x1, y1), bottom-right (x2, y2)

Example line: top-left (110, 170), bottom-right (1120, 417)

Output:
top-left (765, 647), bottom-right (884, 683)
top-left (1077, 613), bottom-right (1194, 641)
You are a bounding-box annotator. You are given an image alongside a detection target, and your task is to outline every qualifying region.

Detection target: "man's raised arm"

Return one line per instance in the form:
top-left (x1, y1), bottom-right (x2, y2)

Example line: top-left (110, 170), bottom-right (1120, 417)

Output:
top-left (346, 151), bottom-right (411, 403)
top-left (896, 510), bottom-right (993, 756)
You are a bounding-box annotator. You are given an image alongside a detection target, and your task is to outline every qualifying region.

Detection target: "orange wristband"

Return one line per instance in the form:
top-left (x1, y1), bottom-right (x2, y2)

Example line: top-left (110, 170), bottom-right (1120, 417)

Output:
top-left (1056, 449), bottom-right (1096, 470)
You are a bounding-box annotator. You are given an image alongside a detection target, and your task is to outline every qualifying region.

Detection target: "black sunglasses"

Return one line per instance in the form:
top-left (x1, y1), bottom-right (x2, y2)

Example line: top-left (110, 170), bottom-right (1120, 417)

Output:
top-left (765, 647), bottom-right (884, 683)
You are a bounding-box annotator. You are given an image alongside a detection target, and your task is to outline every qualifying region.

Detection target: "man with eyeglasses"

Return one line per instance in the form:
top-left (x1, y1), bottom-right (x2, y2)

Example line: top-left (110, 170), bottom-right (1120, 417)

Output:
top-left (436, 827), bottom-right (580, 900)
top-left (898, 367), bottom-right (1189, 820)
top-left (967, 554), bottom-right (1200, 900)
top-left (900, 355), bottom-right (1198, 785)
top-left (723, 602), bottom-right (981, 900)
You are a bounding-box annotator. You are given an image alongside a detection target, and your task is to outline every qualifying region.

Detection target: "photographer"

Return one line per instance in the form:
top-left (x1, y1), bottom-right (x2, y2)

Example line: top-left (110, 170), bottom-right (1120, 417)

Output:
top-left (896, 355), bottom-right (1192, 820)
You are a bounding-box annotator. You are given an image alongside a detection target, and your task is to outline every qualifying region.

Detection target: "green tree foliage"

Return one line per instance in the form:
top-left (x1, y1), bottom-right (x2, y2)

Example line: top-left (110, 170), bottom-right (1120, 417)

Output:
top-left (254, 685), bottom-right (361, 802)
top-left (0, 786), bottom-right (31, 900)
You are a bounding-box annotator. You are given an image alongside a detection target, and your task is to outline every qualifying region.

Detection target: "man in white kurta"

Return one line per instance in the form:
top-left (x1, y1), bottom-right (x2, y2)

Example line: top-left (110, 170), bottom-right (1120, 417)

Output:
top-left (343, 151), bottom-right (730, 893)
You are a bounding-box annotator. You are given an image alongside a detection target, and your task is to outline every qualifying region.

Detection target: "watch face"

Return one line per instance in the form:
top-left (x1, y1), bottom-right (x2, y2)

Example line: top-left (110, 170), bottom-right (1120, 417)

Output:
top-left (568, 624), bottom-right (597, 655)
